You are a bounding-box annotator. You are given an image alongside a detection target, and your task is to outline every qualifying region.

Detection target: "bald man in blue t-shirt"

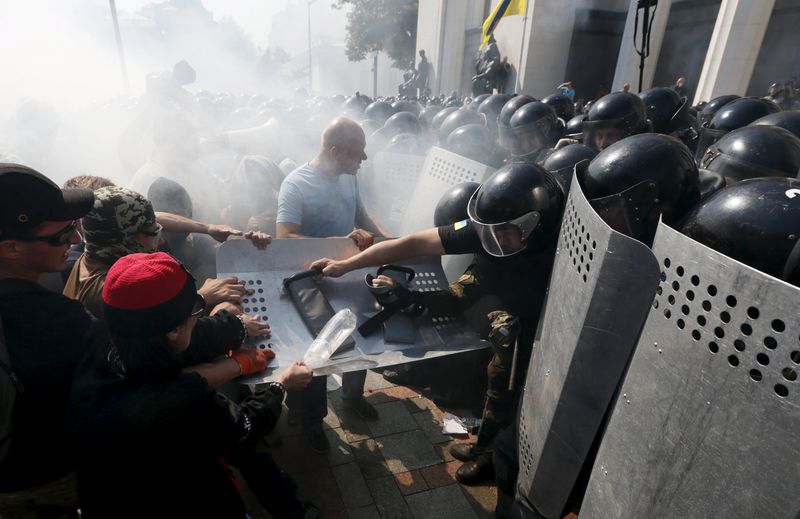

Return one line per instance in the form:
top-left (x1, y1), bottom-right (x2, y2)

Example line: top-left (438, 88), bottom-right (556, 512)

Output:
top-left (277, 117), bottom-right (383, 453)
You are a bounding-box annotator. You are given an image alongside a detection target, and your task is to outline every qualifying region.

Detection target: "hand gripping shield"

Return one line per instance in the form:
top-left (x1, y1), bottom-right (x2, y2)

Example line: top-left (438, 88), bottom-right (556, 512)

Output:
top-left (515, 177), bottom-right (661, 518)
top-left (580, 223), bottom-right (800, 519)
top-left (217, 238), bottom-right (487, 383)
top-left (358, 151), bottom-right (426, 237)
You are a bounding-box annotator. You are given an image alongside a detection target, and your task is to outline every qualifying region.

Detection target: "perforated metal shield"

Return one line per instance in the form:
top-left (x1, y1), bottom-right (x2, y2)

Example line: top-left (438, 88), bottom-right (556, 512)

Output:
top-left (516, 180), bottom-right (661, 519)
top-left (400, 146), bottom-right (495, 235)
top-left (217, 238), bottom-right (487, 383)
top-left (358, 151), bottom-right (426, 237)
top-left (580, 223), bottom-right (800, 519)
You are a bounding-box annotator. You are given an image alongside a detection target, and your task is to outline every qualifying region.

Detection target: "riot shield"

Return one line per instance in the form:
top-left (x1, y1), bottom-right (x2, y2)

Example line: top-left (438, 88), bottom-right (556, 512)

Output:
top-left (581, 222), bottom-right (800, 518)
top-left (359, 151), bottom-right (426, 237)
top-left (516, 178), bottom-right (661, 518)
top-left (217, 238), bottom-right (487, 383)
top-left (400, 146), bottom-right (495, 282)
top-left (400, 146), bottom-right (494, 235)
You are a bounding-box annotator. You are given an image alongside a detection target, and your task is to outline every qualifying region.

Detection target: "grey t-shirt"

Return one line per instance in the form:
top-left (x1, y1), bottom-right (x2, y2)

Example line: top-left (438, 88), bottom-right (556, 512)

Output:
top-left (277, 163), bottom-right (360, 237)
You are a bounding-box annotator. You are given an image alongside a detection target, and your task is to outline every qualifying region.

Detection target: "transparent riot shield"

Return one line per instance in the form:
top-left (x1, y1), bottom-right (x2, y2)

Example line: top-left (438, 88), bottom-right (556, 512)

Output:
top-left (359, 151), bottom-right (426, 237)
top-left (580, 222), bottom-right (800, 519)
top-left (516, 178), bottom-right (661, 518)
top-left (217, 238), bottom-right (487, 383)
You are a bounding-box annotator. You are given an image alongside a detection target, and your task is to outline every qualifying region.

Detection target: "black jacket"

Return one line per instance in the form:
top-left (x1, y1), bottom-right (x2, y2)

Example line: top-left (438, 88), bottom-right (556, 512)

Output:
top-left (0, 278), bottom-right (94, 490)
top-left (67, 330), bottom-right (283, 518)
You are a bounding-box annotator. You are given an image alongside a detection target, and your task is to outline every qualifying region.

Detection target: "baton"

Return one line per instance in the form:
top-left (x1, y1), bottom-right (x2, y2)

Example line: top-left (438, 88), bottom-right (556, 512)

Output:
top-left (507, 338), bottom-right (519, 392)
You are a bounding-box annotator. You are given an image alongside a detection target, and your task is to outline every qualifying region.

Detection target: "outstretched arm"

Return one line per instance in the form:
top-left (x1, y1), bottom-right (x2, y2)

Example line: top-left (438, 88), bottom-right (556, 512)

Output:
top-left (309, 227), bottom-right (444, 277)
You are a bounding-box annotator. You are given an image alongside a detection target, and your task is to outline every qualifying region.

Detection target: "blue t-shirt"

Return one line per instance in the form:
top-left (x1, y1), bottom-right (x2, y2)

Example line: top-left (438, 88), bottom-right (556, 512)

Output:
top-left (277, 163), bottom-right (360, 237)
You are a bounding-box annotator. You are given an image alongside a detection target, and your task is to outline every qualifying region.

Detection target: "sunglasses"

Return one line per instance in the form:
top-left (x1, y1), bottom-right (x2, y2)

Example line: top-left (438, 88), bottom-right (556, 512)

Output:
top-left (139, 223), bottom-right (163, 239)
top-left (10, 220), bottom-right (78, 247)
top-left (190, 293), bottom-right (206, 319)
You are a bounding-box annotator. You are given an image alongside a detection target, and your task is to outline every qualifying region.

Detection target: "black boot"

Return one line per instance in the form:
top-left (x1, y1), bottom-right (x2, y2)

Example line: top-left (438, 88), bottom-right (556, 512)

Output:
top-left (450, 443), bottom-right (485, 462)
top-left (455, 451), bottom-right (494, 485)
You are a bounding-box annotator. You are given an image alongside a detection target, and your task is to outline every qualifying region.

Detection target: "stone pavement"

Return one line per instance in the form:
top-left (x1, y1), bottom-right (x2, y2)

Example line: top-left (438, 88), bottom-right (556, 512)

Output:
top-left (242, 370), bottom-right (496, 519)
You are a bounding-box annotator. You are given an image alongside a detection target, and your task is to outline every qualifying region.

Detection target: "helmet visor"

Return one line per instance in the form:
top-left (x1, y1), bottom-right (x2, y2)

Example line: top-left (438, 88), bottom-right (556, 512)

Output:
top-left (582, 118), bottom-right (630, 151)
top-left (694, 127), bottom-right (727, 162)
top-left (467, 193), bottom-right (541, 257)
top-left (588, 180), bottom-right (660, 239)
top-left (498, 120), bottom-right (549, 156)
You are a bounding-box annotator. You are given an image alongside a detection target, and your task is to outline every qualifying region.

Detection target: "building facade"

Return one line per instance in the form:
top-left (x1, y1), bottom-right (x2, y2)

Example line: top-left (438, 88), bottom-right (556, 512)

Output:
top-left (415, 0), bottom-right (800, 104)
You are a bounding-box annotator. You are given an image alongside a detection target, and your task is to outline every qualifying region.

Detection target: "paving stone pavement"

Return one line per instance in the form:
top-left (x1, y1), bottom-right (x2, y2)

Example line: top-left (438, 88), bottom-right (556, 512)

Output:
top-left (247, 369), bottom-right (497, 519)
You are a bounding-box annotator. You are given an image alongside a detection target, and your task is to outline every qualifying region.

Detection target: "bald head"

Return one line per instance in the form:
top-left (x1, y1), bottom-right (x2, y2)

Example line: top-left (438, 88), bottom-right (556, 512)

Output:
top-left (321, 117), bottom-right (365, 150)
top-left (317, 117), bottom-right (367, 175)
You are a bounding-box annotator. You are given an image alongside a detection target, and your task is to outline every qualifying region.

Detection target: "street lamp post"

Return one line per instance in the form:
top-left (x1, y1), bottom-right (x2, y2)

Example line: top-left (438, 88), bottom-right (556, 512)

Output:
top-left (308, 0), bottom-right (316, 92)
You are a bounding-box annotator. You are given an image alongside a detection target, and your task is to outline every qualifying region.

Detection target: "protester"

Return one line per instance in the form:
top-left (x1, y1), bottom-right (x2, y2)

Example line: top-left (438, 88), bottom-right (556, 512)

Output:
top-left (0, 164), bottom-right (95, 493)
top-left (276, 117), bottom-right (384, 453)
top-left (67, 252), bottom-right (315, 518)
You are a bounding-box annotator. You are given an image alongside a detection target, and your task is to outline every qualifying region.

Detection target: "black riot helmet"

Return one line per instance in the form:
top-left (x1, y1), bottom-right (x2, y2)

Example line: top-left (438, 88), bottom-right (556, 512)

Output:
top-left (698, 94), bottom-right (740, 127)
top-left (382, 111), bottom-right (422, 137)
top-left (639, 87), bottom-right (690, 135)
top-left (392, 99), bottom-right (422, 117)
top-left (498, 95), bottom-right (536, 131)
top-left (582, 133), bottom-right (700, 243)
top-left (445, 124), bottom-right (494, 163)
top-left (543, 143), bottom-right (597, 191)
top-left (438, 108), bottom-right (485, 144)
top-left (695, 97), bottom-right (782, 160)
top-left (433, 181), bottom-right (481, 227)
top-left (698, 125), bottom-right (800, 184)
top-left (681, 177), bottom-right (800, 286)
top-left (750, 110), bottom-right (800, 140)
top-left (499, 102), bottom-right (561, 159)
top-left (469, 94), bottom-right (492, 110)
top-left (364, 100), bottom-right (395, 125)
top-left (565, 114), bottom-right (587, 137)
top-left (478, 94), bottom-right (514, 136)
top-left (541, 93), bottom-right (575, 122)
top-left (582, 92), bottom-right (649, 152)
top-left (467, 162), bottom-right (563, 257)
top-left (430, 106), bottom-right (459, 132)
top-left (419, 105), bottom-right (443, 126)
top-left (343, 95), bottom-right (368, 117)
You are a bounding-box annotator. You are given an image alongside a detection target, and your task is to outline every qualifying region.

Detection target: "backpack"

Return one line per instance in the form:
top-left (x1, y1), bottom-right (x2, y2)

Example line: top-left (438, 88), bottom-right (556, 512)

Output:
top-left (0, 313), bottom-right (24, 465)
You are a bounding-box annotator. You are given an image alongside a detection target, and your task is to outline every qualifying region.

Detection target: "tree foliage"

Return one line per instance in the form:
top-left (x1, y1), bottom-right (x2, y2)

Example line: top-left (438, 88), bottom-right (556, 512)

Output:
top-left (333, 0), bottom-right (419, 69)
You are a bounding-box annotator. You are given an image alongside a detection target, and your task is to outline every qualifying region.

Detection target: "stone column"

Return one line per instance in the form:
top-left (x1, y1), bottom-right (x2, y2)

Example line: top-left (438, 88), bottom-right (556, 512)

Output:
top-left (693, 0), bottom-right (775, 104)
top-left (515, 0), bottom-right (578, 98)
top-left (612, 0), bottom-right (673, 93)
top-left (415, 0), bottom-right (468, 96)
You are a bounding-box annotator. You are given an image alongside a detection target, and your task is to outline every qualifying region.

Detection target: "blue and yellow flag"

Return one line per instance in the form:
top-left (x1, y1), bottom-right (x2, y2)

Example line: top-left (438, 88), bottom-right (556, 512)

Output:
top-left (482, 0), bottom-right (527, 46)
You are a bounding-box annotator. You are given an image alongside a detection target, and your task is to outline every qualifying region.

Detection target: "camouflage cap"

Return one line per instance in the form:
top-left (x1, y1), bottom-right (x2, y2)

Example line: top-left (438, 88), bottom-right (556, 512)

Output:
top-left (83, 186), bottom-right (157, 264)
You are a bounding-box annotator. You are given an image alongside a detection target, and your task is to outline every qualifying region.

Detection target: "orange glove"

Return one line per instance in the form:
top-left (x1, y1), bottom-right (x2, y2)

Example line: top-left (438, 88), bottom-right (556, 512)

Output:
top-left (230, 348), bottom-right (275, 376)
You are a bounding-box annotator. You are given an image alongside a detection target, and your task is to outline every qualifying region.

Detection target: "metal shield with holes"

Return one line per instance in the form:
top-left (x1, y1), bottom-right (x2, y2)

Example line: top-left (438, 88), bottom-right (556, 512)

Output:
top-left (400, 146), bottom-right (495, 236)
top-left (515, 180), bottom-right (661, 518)
top-left (580, 223), bottom-right (800, 518)
top-left (359, 151), bottom-right (426, 237)
top-left (216, 237), bottom-right (486, 383)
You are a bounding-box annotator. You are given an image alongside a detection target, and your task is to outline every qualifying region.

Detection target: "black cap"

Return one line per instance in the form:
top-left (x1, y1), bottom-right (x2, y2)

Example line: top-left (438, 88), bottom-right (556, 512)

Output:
top-left (0, 163), bottom-right (94, 240)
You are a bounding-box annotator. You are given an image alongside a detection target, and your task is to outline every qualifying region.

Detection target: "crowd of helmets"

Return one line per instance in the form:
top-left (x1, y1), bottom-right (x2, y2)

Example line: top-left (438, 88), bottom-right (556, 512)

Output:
top-left (91, 81), bottom-right (800, 286)
top-left (327, 86), bottom-right (799, 286)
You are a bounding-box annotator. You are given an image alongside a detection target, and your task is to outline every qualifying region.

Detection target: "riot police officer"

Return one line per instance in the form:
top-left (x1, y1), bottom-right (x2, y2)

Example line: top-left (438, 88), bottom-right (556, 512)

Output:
top-left (498, 101), bottom-right (562, 163)
top-left (698, 125), bottom-right (800, 185)
top-left (309, 162), bottom-right (565, 484)
top-left (581, 133), bottom-right (701, 244)
top-left (581, 91), bottom-right (649, 152)
top-left (681, 177), bottom-right (800, 286)
top-left (695, 96), bottom-right (781, 160)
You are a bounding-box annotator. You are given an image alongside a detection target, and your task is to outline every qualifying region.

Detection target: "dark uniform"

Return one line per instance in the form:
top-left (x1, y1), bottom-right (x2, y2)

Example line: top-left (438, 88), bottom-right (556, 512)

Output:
top-left (425, 220), bottom-right (556, 450)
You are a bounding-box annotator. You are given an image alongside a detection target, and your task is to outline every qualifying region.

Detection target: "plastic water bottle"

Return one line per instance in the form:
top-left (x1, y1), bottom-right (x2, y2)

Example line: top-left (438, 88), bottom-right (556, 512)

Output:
top-left (303, 309), bottom-right (357, 369)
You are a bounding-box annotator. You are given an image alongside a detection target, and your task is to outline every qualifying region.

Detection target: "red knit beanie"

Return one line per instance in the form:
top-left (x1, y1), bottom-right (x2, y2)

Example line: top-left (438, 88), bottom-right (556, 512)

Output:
top-left (102, 252), bottom-right (197, 338)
